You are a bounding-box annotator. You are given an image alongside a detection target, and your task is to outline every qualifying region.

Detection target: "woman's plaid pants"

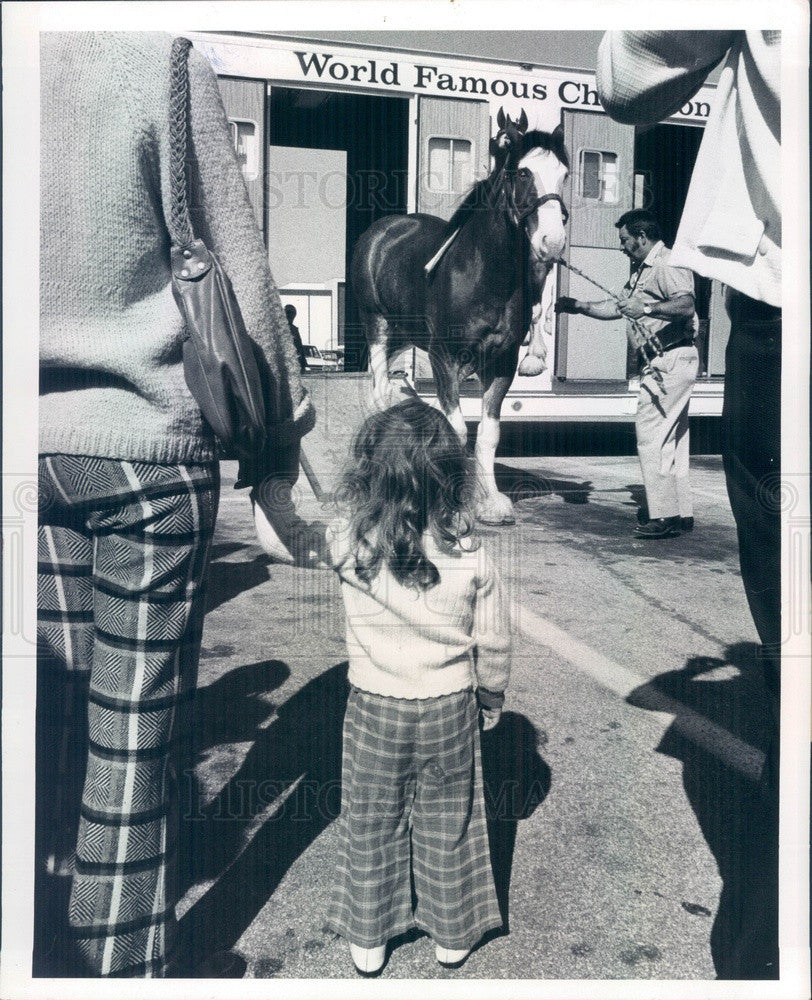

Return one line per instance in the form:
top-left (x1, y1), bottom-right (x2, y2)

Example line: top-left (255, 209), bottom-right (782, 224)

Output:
top-left (36, 455), bottom-right (218, 977)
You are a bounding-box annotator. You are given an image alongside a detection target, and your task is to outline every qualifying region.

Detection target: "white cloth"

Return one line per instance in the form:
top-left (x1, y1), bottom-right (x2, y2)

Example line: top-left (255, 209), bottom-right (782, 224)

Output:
top-left (597, 31), bottom-right (780, 307)
top-left (328, 521), bottom-right (511, 701)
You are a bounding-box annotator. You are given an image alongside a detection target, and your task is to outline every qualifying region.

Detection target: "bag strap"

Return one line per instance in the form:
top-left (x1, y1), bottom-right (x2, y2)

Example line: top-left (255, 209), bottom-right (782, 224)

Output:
top-left (169, 37), bottom-right (195, 249)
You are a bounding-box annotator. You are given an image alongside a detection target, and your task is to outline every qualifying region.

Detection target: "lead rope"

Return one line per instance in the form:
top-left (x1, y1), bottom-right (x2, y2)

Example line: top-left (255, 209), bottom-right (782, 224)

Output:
top-left (554, 256), bottom-right (665, 388)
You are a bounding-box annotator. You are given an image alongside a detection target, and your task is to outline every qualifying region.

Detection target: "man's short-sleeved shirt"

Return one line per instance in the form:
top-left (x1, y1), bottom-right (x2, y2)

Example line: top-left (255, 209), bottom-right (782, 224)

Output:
top-left (622, 241), bottom-right (698, 345)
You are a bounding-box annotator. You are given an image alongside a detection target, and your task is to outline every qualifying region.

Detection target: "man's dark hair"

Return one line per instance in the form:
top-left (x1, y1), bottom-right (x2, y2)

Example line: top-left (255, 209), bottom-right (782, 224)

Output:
top-left (284, 304), bottom-right (297, 319)
top-left (615, 210), bottom-right (662, 242)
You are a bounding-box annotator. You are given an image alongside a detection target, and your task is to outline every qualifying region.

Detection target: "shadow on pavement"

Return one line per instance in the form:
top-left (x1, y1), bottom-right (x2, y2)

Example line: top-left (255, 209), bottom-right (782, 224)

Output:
top-left (494, 463), bottom-right (593, 505)
top-left (190, 657), bottom-right (291, 751)
top-left (205, 544), bottom-right (272, 615)
top-left (481, 711), bottom-right (551, 933)
top-left (622, 482), bottom-right (648, 521)
top-left (177, 661), bottom-right (350, 967)
top-left (626, 642), bottom-right (778, 980)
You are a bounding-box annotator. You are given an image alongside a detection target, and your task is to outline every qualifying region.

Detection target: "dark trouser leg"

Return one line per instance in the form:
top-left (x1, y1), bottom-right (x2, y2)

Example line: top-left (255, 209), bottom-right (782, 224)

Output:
top-left (721, 292), bottom-right (781, 976)
top-left (721, 293), bottom-right (782, 747)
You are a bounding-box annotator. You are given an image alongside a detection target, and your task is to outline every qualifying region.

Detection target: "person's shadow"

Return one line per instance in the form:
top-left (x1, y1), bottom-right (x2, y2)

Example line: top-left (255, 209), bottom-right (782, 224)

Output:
top-left (626, 642), bottom-right (778, 979)
top-left (204, 542), bottom-right (274, 615)
top-left (480, 711), bottom-right (551, 934)
top-left (177, 660), bottom-right (350, 967)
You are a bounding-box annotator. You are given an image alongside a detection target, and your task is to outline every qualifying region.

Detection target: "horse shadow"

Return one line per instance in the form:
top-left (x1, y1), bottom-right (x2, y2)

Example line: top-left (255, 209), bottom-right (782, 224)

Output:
top-left (494, 463), bottom-right (593, 505)
top-left (625, 642), bottom-right (778, 980)
top-left (480, 711), bottom-right (551, 934)
top-left (177, 660), bottom-right (350, 967)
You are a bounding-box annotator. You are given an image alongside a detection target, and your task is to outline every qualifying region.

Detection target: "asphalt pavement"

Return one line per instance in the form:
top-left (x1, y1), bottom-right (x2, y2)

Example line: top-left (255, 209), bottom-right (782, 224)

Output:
top-left (175, 453), bottom-right (777, 984)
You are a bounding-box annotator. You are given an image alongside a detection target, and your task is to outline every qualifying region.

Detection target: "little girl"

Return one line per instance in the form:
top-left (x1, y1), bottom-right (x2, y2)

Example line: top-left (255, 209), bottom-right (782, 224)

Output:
top-left (324, 397), bottom-right (511, 976)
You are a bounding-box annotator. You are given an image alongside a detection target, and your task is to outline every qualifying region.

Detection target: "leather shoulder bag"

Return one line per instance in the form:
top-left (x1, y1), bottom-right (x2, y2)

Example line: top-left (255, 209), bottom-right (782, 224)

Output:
top-left (168, 36), bottom-right (267, 464)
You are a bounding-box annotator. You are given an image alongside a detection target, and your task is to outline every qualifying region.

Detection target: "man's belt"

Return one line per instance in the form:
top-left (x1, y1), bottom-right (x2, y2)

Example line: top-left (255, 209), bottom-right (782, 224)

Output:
top-left (660, 336), bottom-right (696, 352)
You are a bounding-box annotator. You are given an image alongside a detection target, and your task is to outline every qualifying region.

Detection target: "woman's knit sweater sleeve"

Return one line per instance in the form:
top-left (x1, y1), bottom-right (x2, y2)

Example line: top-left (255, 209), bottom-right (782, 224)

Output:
top-left (183, 46), bottom-right (314, 459)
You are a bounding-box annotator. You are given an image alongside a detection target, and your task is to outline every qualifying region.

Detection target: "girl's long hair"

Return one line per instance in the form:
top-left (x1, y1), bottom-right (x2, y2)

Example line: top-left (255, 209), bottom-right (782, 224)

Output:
top-left (334, 398), bottom-right (478, 590)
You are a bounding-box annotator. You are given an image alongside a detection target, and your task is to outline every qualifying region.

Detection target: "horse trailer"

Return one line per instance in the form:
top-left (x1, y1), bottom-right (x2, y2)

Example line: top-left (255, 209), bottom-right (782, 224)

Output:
top-left (189, 31), bottom-right (727, 426)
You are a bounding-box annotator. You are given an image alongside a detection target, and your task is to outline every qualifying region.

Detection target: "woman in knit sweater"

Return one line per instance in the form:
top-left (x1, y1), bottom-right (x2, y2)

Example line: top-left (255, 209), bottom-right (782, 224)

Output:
top-left (323, 398), bottom-right (511, 976)
top-left (37, 32), bottom-right (312, 977)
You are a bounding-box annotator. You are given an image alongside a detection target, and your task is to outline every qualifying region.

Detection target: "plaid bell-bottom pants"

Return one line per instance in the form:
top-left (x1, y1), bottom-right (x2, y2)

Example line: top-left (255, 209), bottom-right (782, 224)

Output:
top-left (36, 455), bottom-right (219, 977)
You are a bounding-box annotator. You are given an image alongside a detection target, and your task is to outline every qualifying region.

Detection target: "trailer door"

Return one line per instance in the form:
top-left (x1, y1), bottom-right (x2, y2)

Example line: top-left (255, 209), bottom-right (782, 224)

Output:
top-left (556, 109), bottom-right (634, 381)
top-left (417, 96), bottom-right (490, 221)
top-left (214, 76), bottom-right (267, 234)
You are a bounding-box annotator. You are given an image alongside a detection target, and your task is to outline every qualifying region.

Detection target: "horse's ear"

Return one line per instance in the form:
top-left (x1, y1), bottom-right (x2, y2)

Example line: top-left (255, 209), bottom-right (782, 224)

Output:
top-left (518, 108), bottom-right (528, 133)
top-left (552, 123), bottom-right (565, 144)
top-left (497, 107), bottom-right (506, 129)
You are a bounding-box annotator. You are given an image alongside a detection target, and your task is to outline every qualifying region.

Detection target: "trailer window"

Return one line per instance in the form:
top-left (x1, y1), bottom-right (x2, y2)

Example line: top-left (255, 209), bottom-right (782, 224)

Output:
top-left (427, 137), bottom-right (472, 193)
top-left (578, 149), bottom-right (619, 203)
top-left (229, 118), bottom-right (259, 181)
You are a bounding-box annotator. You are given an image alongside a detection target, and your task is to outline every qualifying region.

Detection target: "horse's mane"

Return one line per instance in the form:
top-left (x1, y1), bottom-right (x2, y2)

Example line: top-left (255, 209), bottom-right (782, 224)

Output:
top-left (443, 127), bottom-right (568, 238)
top-left (443, 173), bottom-right (509, 237)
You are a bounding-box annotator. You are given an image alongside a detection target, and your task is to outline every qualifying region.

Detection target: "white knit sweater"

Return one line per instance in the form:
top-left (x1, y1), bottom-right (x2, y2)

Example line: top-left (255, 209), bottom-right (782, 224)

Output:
top-left (328, 521), bottom-right (512, 702)
top-left (40, 32), bottom-right (312, 464)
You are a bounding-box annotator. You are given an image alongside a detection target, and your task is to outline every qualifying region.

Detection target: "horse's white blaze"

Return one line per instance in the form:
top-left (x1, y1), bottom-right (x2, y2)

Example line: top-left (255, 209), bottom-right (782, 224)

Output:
top-left (519, 147), bottom-right (568, 261)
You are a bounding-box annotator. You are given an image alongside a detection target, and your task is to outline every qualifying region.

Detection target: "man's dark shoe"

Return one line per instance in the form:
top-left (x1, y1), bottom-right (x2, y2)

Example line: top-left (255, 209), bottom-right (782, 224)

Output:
top-left (680, 517), bottom-right (694, 532)
top-left (634, 517), bottom-right (681, 539)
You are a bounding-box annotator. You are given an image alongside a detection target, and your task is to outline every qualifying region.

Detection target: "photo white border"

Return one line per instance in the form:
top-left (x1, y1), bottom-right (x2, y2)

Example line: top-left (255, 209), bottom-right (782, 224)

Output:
top-left (3, 3), bottom-right (809, 999)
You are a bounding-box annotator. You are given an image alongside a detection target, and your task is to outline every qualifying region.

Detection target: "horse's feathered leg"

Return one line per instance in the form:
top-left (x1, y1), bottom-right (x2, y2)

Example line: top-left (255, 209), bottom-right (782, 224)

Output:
top-left (518, 300), bottom-right (549, 376)
top-left (429, 347), bottom-right (467, 445)
top-left (368, 332), bottom-right (389, 409)
top-left (475, 368), bottom-right (518, 525)
top-left (365, 314), bottom-right (395, 410)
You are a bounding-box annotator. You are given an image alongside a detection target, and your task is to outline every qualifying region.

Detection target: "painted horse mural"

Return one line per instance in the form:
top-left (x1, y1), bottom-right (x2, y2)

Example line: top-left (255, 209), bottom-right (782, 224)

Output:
top-left (351, 109), bottom-right (569, 524)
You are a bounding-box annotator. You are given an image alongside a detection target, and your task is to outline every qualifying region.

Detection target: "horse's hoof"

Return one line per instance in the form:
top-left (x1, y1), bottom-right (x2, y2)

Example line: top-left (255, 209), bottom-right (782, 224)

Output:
top-left (476, 495), bottom-right (516, 525)
top-left (477, 513), bottom-right (516, 526)
top-left (518, 355), bottom-right (546, 377)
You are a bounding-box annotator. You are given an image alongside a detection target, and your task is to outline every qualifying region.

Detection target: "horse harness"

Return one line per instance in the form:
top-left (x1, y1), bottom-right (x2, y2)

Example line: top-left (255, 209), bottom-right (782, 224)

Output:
top-left (424, 187), bottom-right (568, 279)
top-left (511, 190), bottom-right (569, 227)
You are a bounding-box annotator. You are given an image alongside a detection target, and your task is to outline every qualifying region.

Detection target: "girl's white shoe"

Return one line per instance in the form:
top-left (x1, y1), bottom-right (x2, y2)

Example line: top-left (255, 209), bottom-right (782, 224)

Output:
top-left (435, 945), bottom-right (471, 967)
top-left (349, 942), bottom-right (387, 976)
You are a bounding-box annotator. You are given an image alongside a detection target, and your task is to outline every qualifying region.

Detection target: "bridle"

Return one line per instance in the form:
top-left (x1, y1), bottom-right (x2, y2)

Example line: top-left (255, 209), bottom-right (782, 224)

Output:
top-left (506, 176), bottom-right (568, 268)
top-left (500, 154), bottom-right (569, 234)
top-left (512, 189), bottom-right (569, 226)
